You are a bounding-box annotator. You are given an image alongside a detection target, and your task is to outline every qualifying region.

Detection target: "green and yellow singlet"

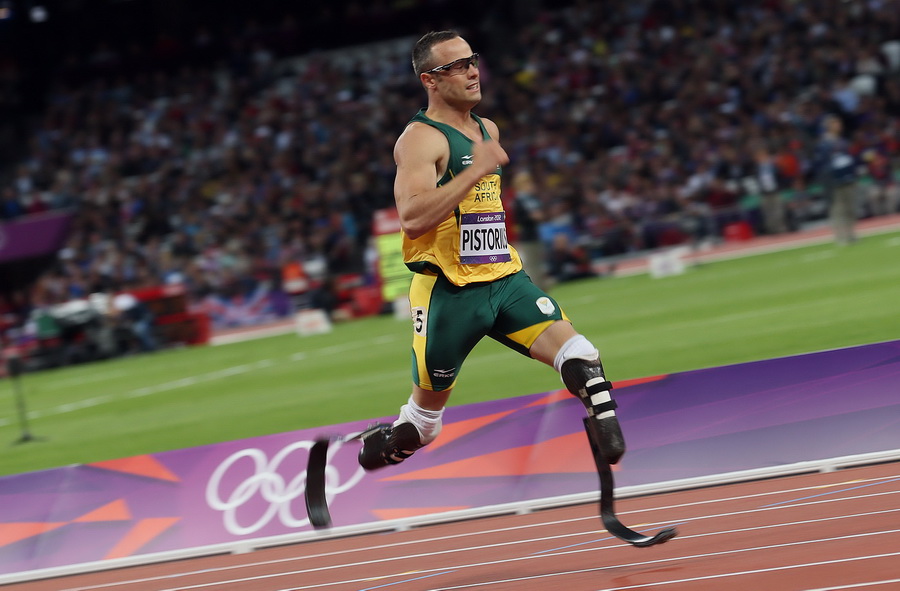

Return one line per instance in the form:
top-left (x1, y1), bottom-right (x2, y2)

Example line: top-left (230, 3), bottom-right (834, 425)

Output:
top-left (401, 109), bottom-right (523, 286)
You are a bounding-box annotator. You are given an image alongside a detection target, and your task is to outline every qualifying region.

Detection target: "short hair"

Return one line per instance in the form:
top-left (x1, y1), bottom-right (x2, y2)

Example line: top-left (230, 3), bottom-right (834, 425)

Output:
top-left (412, 30), bottom-right (461, 76)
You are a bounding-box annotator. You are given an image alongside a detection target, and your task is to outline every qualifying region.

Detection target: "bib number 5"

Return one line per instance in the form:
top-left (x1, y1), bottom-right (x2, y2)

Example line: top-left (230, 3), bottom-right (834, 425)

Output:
top-left (412, 306), bottom-right (427, 336)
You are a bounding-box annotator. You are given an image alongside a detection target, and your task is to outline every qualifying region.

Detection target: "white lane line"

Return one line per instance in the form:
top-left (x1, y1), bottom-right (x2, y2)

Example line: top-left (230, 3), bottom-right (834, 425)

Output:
top-left (532, 506), bottom-right (900, 556)
top-left (126, 359), bottom-right (276, 398)
top-left (153, 530), bottom-right (900, 591)
top-left (805, 579), bottom-right (900, 590)
top-left (619, 474), bottom-right (900, 516)
top-left (8, 359), bottom-right (278, 424)
top-left (426, 550), bottom-right (900, 591)
top-left (60, 491), bottom-right (900, 591)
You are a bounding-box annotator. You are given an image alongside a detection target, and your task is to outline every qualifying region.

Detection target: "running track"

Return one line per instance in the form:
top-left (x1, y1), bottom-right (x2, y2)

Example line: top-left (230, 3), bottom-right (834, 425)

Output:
top-left (8, 461), bottom-right (899, 590)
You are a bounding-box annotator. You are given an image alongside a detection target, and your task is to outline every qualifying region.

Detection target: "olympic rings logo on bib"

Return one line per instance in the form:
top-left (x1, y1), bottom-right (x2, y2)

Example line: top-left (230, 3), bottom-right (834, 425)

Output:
top-left (459, 211), bottom-right (511, 265)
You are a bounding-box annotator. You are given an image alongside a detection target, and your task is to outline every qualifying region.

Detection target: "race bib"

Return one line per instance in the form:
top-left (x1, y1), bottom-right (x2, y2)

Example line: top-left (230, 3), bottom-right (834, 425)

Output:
top-left (459, 212), bottom-right (511, 264)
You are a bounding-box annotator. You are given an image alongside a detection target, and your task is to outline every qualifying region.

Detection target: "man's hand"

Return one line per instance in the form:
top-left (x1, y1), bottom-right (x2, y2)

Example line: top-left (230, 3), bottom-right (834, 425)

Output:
top-left (470, 137), bottom-right (509, 177)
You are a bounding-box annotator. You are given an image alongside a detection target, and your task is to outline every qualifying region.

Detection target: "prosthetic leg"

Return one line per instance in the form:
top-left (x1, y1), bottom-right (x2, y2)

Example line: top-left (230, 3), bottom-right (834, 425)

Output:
top-left (306, 423), bottom-right (400, 528)
top-left (306, 397), bottom-right (442, 528)
top-left (560, 357), bottom-right (626, 465)
top-left (557, 336), bottom-right (676, 546)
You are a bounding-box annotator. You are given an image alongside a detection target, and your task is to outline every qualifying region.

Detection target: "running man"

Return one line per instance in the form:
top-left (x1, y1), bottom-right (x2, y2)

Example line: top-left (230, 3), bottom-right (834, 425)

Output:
top-left (359, 30), bottom-right (625, 472)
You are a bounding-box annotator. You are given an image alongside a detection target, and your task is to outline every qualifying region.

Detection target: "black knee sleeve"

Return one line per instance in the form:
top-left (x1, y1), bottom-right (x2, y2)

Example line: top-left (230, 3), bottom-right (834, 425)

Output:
top-left (560, 358), bottom-right (612, 413)
top-left (560, 358), bottom-right (626, 464)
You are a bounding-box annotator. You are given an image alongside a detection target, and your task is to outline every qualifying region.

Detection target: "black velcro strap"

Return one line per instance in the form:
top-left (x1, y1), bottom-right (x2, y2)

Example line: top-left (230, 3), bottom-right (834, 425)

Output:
top-left (585, 380), bottom-right (614, 396)
top-left (386, 449), bottom-right (416, 464)
top-left (589, 399), bottom-right (618, 417)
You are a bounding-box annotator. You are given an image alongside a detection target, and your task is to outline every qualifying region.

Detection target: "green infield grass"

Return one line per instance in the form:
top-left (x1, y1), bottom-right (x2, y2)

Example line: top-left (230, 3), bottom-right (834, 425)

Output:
top-left (2, 230), bottom-right (899, 477)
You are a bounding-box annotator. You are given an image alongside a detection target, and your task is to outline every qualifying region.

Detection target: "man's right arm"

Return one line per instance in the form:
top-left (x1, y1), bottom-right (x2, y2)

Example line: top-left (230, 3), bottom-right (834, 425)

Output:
top-left (393, 123), bottom-right (508, 240)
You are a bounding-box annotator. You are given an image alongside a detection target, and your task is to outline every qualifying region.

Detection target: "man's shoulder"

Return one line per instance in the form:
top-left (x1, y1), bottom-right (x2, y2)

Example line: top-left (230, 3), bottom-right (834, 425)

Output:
top-left (394, 120), bottom-right (450, 160)
top-left (397, 120), bottom-right (448, 146)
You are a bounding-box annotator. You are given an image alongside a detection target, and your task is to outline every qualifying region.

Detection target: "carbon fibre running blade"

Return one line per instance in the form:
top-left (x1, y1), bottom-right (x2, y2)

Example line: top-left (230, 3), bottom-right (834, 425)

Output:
top-left (584, 418), bottom-right (678, 547)
top-left (305, 424), bottom-right (390, 529)
top-left (602, 509), bottom-right (678, 547)
top-left (305, 438), bottom-right (332, 528)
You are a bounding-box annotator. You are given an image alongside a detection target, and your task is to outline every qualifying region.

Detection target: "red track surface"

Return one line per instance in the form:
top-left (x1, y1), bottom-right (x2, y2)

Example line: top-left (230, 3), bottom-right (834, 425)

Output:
top-left (8, 461), bottom-right (899, 591)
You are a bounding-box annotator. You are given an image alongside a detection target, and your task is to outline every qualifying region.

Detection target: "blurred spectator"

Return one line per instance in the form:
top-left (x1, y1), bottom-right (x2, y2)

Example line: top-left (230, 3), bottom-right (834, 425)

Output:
top-left (0, 0), bottom-right (899, 346)
top-left (511, 171), bottom-right (551, 291)
top-left (751, 143), bottom-right (789, 235)
top-left (112, 293), bottom-right (158, 353)
top-left (813, 115), bottom-right (861, 245)
top-left (547, 233), bottom-right (596, 284)
top-left (308, 275), bottom-right (340, 320)
top-left (1, 186), bottom-right (24, 220)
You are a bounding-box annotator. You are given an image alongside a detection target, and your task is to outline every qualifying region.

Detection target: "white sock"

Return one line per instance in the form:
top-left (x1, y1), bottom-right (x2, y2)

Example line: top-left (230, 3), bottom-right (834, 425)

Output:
top-left (394, 395), bottom-right (444, 444)
top-left (553, 334), bottom-right (599, 373)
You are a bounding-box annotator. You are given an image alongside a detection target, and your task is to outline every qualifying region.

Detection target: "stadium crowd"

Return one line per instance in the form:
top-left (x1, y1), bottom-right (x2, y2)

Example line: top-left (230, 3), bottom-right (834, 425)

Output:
top-left (2, 0), bottom-right (900, 342)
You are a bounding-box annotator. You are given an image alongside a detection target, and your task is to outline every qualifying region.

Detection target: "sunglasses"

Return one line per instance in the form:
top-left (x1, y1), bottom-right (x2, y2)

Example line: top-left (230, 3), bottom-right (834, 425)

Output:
top-left (423, 53), bottom-right (480, 75)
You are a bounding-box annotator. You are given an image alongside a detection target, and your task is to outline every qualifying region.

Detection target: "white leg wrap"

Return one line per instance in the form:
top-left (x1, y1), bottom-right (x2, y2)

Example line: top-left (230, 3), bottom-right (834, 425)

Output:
top-left (394, 395), bottom-right (444, 445)
top-left (553, 334), bottom-right (600, 371)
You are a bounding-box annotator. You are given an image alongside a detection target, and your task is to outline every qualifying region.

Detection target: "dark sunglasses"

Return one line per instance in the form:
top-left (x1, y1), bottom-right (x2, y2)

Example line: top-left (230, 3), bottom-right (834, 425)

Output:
top-left (424, 53), bottom-right (480, 75)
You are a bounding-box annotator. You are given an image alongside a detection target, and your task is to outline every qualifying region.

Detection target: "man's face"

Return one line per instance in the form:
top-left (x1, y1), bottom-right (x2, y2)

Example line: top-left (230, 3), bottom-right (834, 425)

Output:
top-left (423, 37), bottom-right (481, 105)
